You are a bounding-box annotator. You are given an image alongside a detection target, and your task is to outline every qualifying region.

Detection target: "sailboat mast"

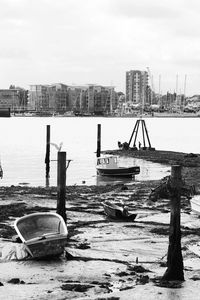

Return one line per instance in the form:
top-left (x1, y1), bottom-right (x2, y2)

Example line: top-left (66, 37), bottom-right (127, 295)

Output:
top-left (158, 74), bottom-right (161, 106)
top-left (110, 87), bottom-right (113, 115)
top-left (175, 74), bottom-right (179, 108)
top-left (183, 74), bottom-right (187, 107)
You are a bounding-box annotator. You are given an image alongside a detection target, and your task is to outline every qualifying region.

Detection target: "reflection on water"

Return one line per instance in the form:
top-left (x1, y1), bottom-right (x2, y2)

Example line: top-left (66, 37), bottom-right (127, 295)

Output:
top-left (96, 175), bottom-right (135, 186)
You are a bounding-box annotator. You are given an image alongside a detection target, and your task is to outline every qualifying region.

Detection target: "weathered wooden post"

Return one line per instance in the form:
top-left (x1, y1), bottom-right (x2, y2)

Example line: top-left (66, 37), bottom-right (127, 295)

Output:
top-left (45, 177), bottom-right (49, 188)
top-left (97, 124), bottom-right (101, 157)
top-left (45, 125), bottom-right (50, 178)
top-left (57, 151), bottom-right (67, 223)
top-left (162, 165), bottom-right (184, 281)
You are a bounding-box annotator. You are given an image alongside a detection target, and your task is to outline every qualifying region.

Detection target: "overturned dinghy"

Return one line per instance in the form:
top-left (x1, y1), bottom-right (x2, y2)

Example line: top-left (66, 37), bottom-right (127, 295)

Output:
top-left (103, 201), bottom-right (137, 221)
top-left (14, 212), bottom-right (68, 258)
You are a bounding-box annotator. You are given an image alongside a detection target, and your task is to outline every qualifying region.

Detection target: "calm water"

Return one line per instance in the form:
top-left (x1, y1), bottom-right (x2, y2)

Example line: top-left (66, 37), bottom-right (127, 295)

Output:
top-left (0, 116), bottom-right (199, 187)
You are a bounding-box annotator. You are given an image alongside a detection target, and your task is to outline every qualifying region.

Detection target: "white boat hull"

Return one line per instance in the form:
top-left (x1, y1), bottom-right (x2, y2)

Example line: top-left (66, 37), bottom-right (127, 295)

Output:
top-left (190, 195), bottom-right (200, 215)
top-left (14, 212), bottom-right (68, 258)
top-left (96, 155), bottom-right (140, 178)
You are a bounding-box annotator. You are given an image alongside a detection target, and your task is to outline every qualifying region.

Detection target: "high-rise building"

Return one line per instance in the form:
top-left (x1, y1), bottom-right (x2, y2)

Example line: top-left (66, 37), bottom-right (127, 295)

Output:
top-left (126, 70), bottom-right (148, 105)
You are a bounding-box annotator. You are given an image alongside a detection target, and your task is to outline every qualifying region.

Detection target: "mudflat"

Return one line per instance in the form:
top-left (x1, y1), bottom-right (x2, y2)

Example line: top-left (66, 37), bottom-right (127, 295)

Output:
top-left (0, 149), bottom-right (200, 300)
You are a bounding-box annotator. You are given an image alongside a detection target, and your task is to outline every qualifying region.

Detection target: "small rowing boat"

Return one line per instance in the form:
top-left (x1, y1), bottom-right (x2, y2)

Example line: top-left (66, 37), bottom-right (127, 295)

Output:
top-left (14, 212), bottom-right (68, 258)
top-left (103, 201), bottom-right (137, 221)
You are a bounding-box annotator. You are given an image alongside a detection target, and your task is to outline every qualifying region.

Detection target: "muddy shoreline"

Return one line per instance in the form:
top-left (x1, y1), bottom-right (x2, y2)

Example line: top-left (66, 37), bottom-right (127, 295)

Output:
top-left (1, 149), bottom-right (200, 299)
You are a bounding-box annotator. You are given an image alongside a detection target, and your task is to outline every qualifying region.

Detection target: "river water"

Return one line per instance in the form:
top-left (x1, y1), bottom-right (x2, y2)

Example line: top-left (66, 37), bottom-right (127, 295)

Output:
top-left (0, 116), bottom-right (199, 187)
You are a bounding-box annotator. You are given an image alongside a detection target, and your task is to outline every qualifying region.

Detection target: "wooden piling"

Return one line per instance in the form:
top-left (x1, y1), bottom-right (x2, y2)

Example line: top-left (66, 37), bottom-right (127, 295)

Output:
top-left (162, 165), bottom-right (184, 281)
top-left (97, 124), bottom-right (101, 157)
top-left (45, 125), bottom-right (50, 178)
top-left (57, 151), bottom-right (67, 223)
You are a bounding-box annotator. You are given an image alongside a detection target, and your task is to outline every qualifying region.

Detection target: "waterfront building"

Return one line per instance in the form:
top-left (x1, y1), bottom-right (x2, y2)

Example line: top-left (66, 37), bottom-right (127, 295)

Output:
top-left (67, 85), bottom-right (88, 114)
top-left (28, 85), bottom-right (49, 112)
top-left (68, 84), bottom-right (118, 115)
top-left (28, 84), bottom-right (69, 113)
top-left (48, 83), bottom-right (69, 113)
top-left (0, 87), bottom-right (28, 112)
top-left (88, 85), bottom-right (117, 115)
top-left (126, 70), bottom-right (149, 105)
top-left (28, 83), bottom-right (119, 115)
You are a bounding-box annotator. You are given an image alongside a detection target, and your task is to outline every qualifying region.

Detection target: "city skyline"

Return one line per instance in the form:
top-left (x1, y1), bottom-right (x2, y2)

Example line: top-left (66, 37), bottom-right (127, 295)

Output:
top-left (1, 0), bottom-right (200, 96)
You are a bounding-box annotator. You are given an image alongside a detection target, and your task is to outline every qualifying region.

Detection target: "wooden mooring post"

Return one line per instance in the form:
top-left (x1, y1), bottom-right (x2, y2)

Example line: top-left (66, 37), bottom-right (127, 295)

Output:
top-left (97, 124), bottom-right (101, 157)
top-left (45, 125), bottom-right (50, 178)
top-left (162, 165), bottom-right (184, 281)
top-left (57, 151), bottom-right (67, 223)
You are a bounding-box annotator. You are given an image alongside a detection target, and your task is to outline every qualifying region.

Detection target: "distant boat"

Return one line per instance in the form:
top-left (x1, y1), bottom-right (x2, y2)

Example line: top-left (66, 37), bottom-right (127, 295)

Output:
top-left (63, 111), bottom-right (74, 117)
top-left (103, 200), bottom-right (137, 221)
top-left (96, 155), bottom-right (140, 178)
top-left (23, 112), bottom-right (35, 117)
top-left (14, 212), bottom-right (68, 258)
top-left (190, 195), bottom-right (200, 215)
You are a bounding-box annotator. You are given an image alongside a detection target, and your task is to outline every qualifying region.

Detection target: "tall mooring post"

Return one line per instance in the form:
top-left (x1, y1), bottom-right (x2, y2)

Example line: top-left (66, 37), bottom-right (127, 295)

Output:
top-left (57, 151), bottom-right (67, 223)
top-left (45, 125), bottom-right (50, 178)
top-left (97, 124), bottom-right (101, 157)
top-left (162, 165), bottom-right (184, 281)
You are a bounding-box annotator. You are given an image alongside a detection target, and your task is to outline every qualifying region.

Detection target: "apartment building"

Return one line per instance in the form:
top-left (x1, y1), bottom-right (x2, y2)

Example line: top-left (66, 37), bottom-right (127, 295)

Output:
top-left (28, 85), bottom-right (49, 111)
top-left (126, 70), bottom-right (149, 105)
top-left (85, 85), bottom-right (117, 115)
top-left (0, 88), bottom-right (28, 112)
top-left (29, 83), bottom-right (119, 115)
top-left (48, 83), bottom-right (69, 112)
top-left (67, 85), bottom-right (88, 113)
top-left (28, 83), bottom-right (69, 113)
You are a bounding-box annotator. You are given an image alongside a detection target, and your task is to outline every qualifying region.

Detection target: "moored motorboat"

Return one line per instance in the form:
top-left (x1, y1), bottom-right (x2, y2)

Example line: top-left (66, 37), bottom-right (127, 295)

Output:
top-left (96, 155), bottom-right (140, 178)
top-left (103, 200), bottom-right (137, 221)
top-left (14, 212), bottom-right (68, 258)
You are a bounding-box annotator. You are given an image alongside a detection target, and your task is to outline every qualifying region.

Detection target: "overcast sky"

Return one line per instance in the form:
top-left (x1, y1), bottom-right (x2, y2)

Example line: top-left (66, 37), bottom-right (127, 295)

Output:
top-left (1, 0), bottom-right (200, 96)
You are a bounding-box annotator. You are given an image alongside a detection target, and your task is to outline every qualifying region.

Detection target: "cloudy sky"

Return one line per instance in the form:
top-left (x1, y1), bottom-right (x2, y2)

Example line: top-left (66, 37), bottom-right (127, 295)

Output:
top-left (1, 0), bottom-right (200, 95)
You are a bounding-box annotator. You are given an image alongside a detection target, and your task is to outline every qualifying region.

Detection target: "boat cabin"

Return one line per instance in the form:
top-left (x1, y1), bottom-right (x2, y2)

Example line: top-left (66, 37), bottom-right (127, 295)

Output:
top-left (97, 156), bottom-right (118, 169)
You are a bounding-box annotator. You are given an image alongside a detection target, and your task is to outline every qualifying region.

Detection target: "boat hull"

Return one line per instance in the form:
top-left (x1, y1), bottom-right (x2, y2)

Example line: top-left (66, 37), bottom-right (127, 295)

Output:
top-left (14, 212), bottom-right (68, 258)
top-left (97, 166), bottom-right (140, 178)
top-left (103, 201), bottom-right (137, 221)
top-left (25, 236), bottom-right (67, 258)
